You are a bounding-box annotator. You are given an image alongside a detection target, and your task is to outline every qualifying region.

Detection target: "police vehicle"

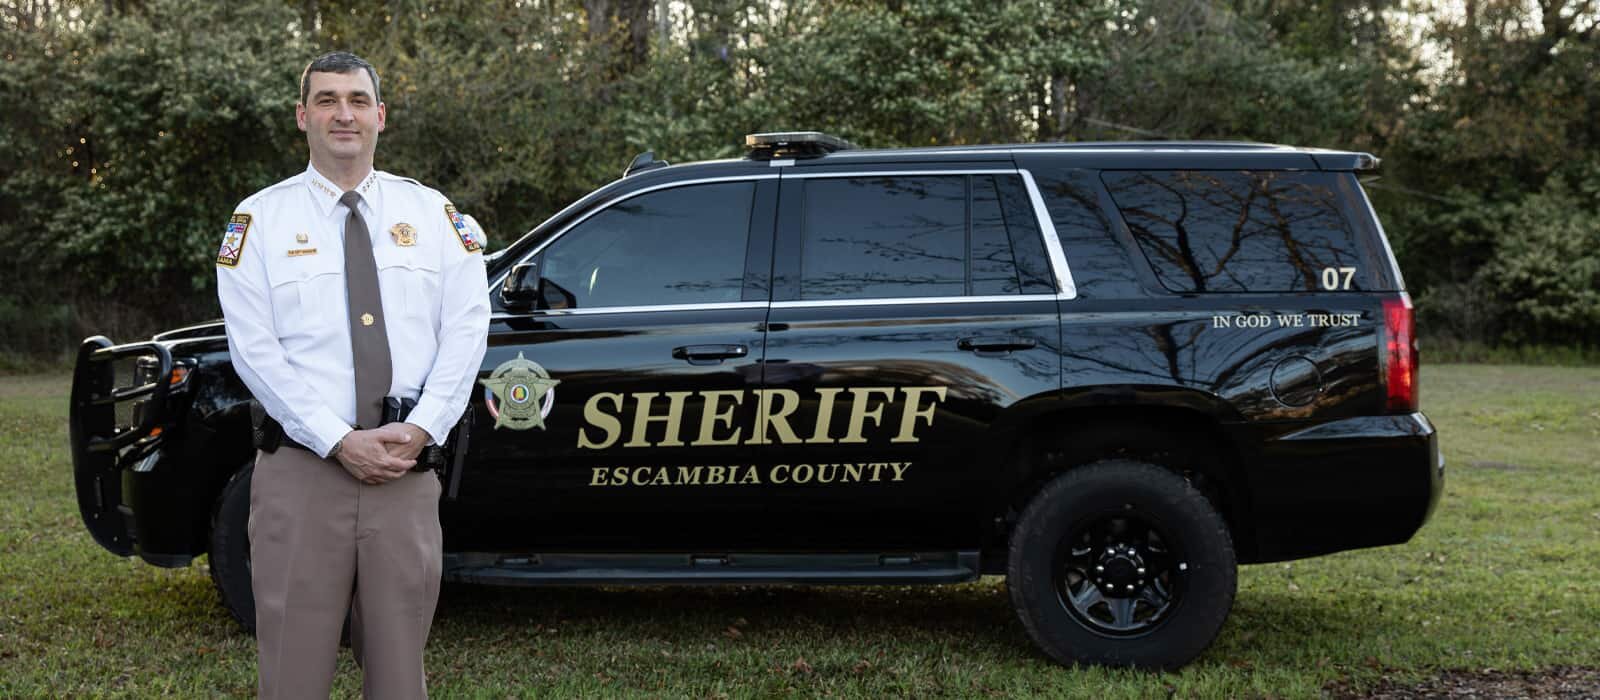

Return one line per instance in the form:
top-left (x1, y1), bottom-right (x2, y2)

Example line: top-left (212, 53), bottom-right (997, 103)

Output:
top-left (69, 132), bottom-right (1441, 670)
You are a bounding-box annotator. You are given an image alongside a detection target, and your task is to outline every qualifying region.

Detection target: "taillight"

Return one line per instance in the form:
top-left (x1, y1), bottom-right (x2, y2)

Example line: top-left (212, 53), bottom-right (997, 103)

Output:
top-left (1382, 294), bottom-right (1418, 412)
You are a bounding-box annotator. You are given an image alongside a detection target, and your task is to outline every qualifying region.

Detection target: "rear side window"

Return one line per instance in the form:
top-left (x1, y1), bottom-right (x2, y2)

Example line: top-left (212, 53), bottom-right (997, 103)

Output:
top-left (1103, 170), bottom-right (1384, 293)
top-left (1026, 166), bottom-right (1145, 298)
top-left (799, 175), bottom-right (1053, 300)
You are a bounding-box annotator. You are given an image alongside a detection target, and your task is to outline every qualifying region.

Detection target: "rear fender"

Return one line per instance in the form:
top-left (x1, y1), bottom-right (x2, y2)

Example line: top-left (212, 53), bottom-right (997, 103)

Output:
top-left (994, 388), bottom-right (1257, 559)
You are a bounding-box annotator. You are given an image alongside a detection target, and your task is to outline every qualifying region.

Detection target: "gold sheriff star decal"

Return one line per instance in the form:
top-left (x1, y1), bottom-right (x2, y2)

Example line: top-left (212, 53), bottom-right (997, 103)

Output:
top-left (479, 352), bottom-right (560, 430)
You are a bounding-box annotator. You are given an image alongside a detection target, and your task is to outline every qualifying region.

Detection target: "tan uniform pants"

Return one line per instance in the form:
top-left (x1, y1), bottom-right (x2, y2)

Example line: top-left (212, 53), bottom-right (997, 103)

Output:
top-left (249, 447), bottom-right (443, 699)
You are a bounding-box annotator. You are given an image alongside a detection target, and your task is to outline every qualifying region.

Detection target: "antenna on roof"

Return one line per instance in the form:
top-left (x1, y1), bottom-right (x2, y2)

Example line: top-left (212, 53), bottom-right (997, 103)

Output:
top-left (623, 151), bottom-right (670, 177)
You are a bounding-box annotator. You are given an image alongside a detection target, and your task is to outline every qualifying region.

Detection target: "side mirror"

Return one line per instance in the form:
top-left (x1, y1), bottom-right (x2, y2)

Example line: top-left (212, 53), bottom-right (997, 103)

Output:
top-left (500, 261), bottom-right (540, 309)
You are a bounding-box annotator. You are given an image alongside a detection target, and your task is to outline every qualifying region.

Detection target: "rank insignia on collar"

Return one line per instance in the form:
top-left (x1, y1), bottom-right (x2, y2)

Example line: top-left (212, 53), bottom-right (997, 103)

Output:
top-left (480, 352), bottom-right (560, 430)
top-left (309, 178), bottom-right (339, 199)
top-left (217, 213), bottom-right (251, 268)
top-left (390, 222), bottom-right (417, 247)
top-left (444, 204), bottom-right (482, 253)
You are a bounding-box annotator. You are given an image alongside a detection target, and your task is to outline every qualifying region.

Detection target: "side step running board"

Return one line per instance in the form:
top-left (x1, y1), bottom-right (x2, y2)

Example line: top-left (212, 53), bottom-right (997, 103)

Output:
top-left (444, 551), bottom-right (981, 586)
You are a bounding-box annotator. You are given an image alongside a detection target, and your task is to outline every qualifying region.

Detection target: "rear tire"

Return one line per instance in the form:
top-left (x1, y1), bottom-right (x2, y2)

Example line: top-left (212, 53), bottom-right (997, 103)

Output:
top-left (209, 464), bottom-right (255, 633)
top-left (1007, 459), bottom-right (1236, 670)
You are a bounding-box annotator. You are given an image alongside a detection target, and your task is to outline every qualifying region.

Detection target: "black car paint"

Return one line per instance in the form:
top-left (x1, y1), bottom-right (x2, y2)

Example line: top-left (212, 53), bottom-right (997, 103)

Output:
top-left (71, 143), bottom-right (1440, 575)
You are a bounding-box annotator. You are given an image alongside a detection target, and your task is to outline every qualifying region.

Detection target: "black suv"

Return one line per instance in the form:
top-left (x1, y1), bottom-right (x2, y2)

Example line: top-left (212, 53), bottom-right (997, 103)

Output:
top-left (69, 133), bottom-right (1442, 669)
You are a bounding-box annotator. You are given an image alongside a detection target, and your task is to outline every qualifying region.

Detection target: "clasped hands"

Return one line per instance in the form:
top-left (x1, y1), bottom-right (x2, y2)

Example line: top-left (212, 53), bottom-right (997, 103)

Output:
top-left (333, 422), bottom-right (429, 485)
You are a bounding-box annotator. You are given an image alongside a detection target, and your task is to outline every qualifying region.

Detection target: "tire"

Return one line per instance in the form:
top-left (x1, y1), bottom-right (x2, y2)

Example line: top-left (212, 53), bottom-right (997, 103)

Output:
top-left (1006, 459), bottom-right (1236, 670)
top-left (209, 464), bottom-right (256, 634)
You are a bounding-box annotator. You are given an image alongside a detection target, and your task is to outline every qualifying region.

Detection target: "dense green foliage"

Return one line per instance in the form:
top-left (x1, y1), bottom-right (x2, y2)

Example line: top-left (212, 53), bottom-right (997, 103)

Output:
top-left (2, 0), bottom-right (1597, 356)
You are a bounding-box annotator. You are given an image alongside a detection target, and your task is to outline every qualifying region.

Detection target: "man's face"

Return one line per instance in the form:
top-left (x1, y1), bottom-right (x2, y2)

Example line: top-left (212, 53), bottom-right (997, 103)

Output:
top-left (296, 69), bottom-right (386, 165)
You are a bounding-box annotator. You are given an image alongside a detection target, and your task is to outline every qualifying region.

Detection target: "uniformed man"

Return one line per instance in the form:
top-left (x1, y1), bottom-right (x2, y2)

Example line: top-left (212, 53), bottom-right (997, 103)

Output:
top-left (215, 51), bottom-right (489, 699)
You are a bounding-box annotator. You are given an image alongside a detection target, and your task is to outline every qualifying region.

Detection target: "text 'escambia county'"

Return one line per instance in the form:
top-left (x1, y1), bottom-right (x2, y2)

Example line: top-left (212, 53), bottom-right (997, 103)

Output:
top-left (589, 462), bottom-right (914, 488)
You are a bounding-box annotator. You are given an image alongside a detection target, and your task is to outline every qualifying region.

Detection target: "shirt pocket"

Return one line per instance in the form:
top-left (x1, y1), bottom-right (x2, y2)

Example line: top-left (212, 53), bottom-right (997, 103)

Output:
top-left (266, 254), bottom-right (345, 340)
top-left (374, 247), bottom-right (442, 325)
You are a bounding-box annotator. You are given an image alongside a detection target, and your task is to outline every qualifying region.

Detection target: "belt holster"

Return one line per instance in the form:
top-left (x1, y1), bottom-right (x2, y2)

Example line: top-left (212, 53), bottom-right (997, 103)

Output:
top-left (383, 397), bottom-right (446, 471)
top-left (250, 400), bottom-right (284, 453)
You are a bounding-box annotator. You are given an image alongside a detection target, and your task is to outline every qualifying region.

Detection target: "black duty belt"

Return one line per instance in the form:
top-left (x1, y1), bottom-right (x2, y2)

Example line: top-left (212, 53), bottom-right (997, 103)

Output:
top-left (252, 399), bottom-right (443, 472)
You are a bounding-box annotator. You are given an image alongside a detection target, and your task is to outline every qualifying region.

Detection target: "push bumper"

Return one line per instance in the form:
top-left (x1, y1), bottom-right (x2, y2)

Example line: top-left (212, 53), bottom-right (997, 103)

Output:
top-left (68, 336), bottom-right (191, 563)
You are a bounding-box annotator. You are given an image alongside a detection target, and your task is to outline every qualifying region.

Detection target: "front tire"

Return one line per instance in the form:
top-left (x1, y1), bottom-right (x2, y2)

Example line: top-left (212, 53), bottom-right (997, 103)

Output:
top-left (209, 464), bottom-right (256, 633)
top-left (1007, 459), bottom-right (1236, 670)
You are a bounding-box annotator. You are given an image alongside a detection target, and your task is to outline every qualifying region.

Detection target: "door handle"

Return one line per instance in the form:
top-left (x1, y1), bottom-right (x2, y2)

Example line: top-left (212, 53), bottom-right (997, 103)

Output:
top-left (957, 336), bottom-right (1037, 355)
top-left (672, 344), bottom-right (749, 365)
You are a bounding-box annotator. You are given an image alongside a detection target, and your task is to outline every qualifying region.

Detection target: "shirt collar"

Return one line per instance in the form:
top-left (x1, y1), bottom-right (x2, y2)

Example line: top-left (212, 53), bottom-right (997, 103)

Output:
top-left (303, 164), bottom-right (382, 219)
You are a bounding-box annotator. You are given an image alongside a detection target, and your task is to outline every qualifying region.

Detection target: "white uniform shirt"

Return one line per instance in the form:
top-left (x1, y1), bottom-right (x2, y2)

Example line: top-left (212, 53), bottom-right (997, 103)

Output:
top-left (216, 164), bottom-right (490, 458)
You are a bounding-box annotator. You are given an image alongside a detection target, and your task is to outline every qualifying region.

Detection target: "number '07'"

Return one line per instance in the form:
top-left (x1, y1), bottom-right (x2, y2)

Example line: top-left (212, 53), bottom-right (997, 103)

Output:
top-left (1321, 267), bottom-right (1357, 290)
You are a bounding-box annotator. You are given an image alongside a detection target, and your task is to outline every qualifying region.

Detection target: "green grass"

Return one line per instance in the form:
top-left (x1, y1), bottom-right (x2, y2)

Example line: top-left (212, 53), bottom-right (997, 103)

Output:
top-left (1422, 337), bottom-right (1600, 366)
top-left (2, 366), bottom-right (1597, 698)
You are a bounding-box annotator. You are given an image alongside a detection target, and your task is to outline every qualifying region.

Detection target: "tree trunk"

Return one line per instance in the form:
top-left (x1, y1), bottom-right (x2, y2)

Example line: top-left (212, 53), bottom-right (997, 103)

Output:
top-left (585, 0), bottom-right (652, 74)
top-left (657, 0), bottom-right (669, 47)
top-left (622, 0), bottom-right (653, 69)
top-left (1035, 77), bottom-right (1049, 141)
top-left (302, 0), bottom-right (316, 36)
top-left (585, 0), bottom-right (611, 46)
top-left (1072, 73), bottom-right (1095, 141)
top-left (1050, 73), bottom-right (1067, 141)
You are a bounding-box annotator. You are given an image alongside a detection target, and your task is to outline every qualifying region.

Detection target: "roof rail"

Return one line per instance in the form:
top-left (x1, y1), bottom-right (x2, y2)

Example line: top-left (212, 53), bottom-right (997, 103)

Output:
top-left (745, 132), bottom-right (857, 160)
top-left (1011, 140), bottom-right (1287, 151)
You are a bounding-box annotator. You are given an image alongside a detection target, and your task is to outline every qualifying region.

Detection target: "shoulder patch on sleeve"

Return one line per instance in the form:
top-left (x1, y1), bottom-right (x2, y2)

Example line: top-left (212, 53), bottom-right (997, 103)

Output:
top-left (217, 213), bottom-right (251, 267)
top-left (444, 204), bottom-right (482, 253)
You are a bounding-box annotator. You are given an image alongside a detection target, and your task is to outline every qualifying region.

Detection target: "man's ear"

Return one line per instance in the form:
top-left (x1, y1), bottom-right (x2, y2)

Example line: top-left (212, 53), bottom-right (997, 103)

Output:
top-left (376, 102), bottom-right (387, 133)
top-left (296, 103), bottom-right (308, 132)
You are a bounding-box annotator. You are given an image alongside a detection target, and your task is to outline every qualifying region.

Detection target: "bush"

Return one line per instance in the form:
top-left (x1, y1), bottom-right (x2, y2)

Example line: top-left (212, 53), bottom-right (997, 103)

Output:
top-left (0, 1), bottom-right (306, 359)
top-left (0, 297), bottom-right (74, 366)
top-left (1484, 171), bottom-right (1600, 345)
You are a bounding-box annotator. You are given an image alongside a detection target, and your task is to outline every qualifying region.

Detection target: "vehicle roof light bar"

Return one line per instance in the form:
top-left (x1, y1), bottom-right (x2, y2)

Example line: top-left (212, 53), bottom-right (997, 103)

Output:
top-left (744, 131), bottom-right (858, 160)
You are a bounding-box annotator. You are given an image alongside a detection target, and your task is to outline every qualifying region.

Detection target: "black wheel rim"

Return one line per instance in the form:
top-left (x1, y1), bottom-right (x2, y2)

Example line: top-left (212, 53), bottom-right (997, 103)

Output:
top-left (1052, 509), bottom-right (1184, 637)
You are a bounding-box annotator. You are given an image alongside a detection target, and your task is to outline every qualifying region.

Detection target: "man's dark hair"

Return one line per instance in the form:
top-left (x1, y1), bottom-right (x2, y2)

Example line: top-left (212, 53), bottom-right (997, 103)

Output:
top-left (299, 52), bottom-right (381, 105)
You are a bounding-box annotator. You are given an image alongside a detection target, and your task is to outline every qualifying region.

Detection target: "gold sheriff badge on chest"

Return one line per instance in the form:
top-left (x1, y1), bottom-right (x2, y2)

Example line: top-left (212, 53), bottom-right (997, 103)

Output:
top-left (389, 222), bottom-right (417, 247)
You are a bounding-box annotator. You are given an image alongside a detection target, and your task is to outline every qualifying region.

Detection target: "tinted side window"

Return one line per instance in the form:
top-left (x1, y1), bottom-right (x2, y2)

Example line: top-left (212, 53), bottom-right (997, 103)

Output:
top-left (540, 182), bottom-right (753, 308)
top-left (1026, 166), bottom-right (1146, 299)
top-left (799, 175), bottom-right (1052, 300)
top-left (971, 176), bottom-right (1017, 295)
top-left (972, 176), bottom-right (1055, 295)
top-left (1104, 171), bottom-right (1380, 293)
top-left (800, 176), bottom-right (965, 299)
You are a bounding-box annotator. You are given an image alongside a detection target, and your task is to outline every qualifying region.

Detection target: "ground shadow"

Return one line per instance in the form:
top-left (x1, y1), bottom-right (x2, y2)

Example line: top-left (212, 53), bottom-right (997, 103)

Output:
top-left (432, 577), bottom-right (1036, 659)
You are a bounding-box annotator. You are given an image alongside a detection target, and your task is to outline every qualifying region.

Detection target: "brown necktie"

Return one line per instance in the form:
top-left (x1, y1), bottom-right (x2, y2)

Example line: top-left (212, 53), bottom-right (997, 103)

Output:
top-left (341, 191), bottom-right (392, 430)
